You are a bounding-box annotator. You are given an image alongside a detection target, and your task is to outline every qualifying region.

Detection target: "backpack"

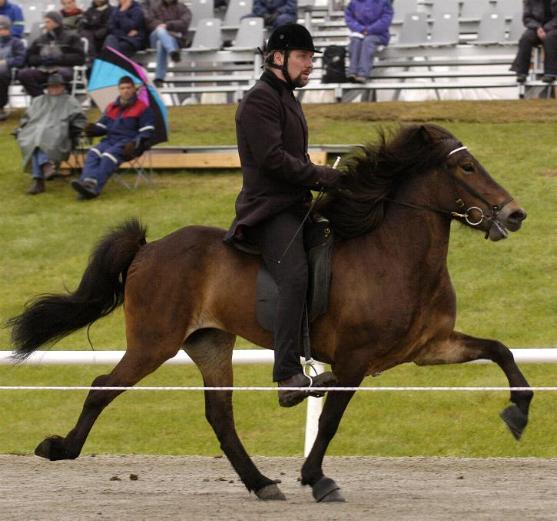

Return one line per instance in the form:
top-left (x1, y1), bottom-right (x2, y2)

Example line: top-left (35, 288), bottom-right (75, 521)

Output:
top-left (321, 45), bottom-right (347, 84)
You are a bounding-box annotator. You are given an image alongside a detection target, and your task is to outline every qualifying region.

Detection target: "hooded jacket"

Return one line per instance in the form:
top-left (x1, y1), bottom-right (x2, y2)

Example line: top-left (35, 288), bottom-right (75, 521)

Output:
top-left (26, 25), bottom-right (85, 68)
top-left (344, 0), bottom-right (393, 45)
top-left (17, 93), bottom-right (87, 170)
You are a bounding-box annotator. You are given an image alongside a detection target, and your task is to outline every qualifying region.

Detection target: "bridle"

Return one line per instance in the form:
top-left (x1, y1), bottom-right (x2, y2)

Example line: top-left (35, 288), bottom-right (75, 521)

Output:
top-left (385, 144), bottom-right (514, 237)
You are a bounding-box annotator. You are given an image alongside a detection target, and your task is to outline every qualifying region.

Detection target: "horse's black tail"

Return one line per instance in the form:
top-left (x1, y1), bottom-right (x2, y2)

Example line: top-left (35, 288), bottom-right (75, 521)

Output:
top-left (8, 219), bottom-right (147, 361)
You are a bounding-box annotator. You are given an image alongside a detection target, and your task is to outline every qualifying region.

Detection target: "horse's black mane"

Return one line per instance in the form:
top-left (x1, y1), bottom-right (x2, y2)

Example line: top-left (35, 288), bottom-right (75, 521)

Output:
top-left (315, 124), bottom-right (461, 239)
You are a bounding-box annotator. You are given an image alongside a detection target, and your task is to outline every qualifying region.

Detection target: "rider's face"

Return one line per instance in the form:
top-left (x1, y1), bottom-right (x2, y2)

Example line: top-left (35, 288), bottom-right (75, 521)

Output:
top-left (275, 50), bottom-right (314, 88)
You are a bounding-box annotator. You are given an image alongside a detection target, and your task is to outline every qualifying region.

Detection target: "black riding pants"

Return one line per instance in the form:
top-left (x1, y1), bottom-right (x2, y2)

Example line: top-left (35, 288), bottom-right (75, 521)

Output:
top-left (252, 210), bottom-right (308, 382)
top-left (511, 28), bottom-right (557, 76)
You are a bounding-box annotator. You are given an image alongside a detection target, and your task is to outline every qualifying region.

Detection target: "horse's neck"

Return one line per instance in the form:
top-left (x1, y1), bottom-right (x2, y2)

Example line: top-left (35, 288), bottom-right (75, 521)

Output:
top-left (367, 171), bottom-right (452, 270)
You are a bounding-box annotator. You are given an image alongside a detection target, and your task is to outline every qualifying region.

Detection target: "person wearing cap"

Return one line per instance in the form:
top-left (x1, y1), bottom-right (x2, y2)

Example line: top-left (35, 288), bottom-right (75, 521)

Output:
top-left (224, 24), bottom-right (343, 408)
top-left (0, 14), bottom-right (25, 120)
top-left (18, 11), bottom-right (85, 97)
top-left (104, 0), bottom-right (147, 58)
top-left (248, 0), bottom-right (297, 30)
top-left (14, 73), bottom-right (86, 195)
top-left (70, 75), bottom-right (155, 200)
top-left (0, 0), bottom-right (24, 39)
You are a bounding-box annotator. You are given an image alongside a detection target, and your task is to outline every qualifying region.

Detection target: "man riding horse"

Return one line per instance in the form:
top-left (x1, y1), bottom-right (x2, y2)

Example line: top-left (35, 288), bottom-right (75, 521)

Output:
top-left (224, 24), bottom-right (343, 407)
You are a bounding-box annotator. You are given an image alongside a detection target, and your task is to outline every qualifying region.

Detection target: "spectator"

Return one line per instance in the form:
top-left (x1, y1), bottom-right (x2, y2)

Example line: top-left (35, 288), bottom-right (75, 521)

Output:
top-left (18, 11), bottom-right (85, 97)
top-left (105, 0), bottom-right (147, 57)
top-left (146, 0), bottom-right (192, 87)
top-left (0, 0), bottom-right (24, 39)
top-left (71, 76), bottom-right (155, 199)
top-left (15, 73), bottom-right (87, 195)
top-left (0, 15), bottom-right (25, 120)
top-left (249, 0), bottom-right (297, 30)
top-left (344, 0), bottom-right (392, 83)
top-left (80, 0), bottom-right (114, 63)
top-left (60, 0), bottom-right (84, 33)
top-left (511, 0), bottom-right (557, 83)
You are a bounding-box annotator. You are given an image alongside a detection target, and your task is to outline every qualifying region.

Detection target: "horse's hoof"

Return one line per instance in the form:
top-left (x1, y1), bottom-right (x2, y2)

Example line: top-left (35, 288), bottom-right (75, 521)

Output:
top-left (34, 435), bottom-right (74, 461)
top-left (312, 476), bottom-right (345, 503)
top-left (500, 404), bottom-right (528, 441)
top-left (255, 483), bottom-right (286, 501)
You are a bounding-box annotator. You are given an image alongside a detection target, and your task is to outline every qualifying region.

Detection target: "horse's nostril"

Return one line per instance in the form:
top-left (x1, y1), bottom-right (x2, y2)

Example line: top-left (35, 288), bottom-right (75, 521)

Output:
top-left (509, 209), bottom-right (527, 223)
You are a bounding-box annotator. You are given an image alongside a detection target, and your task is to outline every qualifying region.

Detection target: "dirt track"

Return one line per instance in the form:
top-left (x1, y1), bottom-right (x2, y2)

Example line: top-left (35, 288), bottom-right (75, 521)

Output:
top-left (2, 455), bottom-right (556, 521)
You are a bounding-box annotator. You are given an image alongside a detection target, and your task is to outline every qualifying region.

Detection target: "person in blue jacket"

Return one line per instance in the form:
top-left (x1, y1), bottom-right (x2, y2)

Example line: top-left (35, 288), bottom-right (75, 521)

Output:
top-left (104, 0), bottom-right (146, 57)
top-left (0, 0), bottom-right (24, 39)
top-left (0, 15), bottom-right (25, 120)
top-left (344, 0), bottom-right (393, 83)
top-left (249, 0), bottom-right (297, 30)
top-left (71, 76), bottom-right (155, 199)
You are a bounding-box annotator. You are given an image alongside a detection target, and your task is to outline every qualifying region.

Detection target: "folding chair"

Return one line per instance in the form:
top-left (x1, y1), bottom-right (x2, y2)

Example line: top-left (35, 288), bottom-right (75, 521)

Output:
top-left (228, 17), bottom-right (264, 51)
top-left (223, 0), bottom-right (253, 27)
top-left (497, 0), bottom-right (523, 19)
top-left (392, 0), bottom-right (419, 24)
top-left (184, 18), bottom-right (223, 52)
top-left (506, 11), bottom-right (524, 45)
top-left (190, 0), bottom-right (215, 30)
top-left (473, 10), bottom-right (506, 45)
top-left (394, 12), bottom-right (429, 47)
top-left (460, 0), bottom-right (493, 20)
top-left (430, 0), bottom-right (459, 19)
top-left (430, 12), bottom-right (459, 47)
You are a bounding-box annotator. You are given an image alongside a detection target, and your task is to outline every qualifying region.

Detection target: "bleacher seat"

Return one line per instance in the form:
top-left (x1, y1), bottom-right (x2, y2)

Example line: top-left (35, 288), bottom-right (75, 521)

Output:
top-left (474, 11), bottom-right (506, 45)
top-left (223, 0), bottom-right (253, 27)
top-left (190, 0), bottom-right (215, 30)
top-left (185, 18), bottom-right (222, 52)
top-left (394, 12), bottom-right (428, 47)
top-left (431, 0), bottom-right (459, 19)
top-left (497, 0), bottom-right (523, 18)
top-left (506, 12), bottom-right (524, 45)
top-left (460, 0), bottom-right (493, 20)
top-left (392, 0), bottom-right (419, 24)
top-left (430, 12), bottom-right (459, 47)
top-left (228, 17), bottom-right (264, 51)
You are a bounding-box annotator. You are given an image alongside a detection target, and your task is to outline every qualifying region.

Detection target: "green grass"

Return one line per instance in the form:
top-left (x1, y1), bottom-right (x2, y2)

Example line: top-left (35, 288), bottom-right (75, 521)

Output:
top-left (1, 100), bottom-right (556, 456)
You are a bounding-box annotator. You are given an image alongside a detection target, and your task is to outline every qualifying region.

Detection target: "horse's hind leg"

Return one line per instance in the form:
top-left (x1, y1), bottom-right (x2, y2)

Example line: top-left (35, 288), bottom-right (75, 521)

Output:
top-left (414, 331), bottom-right (533, 440)
top-left (35, 347), bottom-right (177, 461)
top-left (185, 328), bottom-right (285, 500)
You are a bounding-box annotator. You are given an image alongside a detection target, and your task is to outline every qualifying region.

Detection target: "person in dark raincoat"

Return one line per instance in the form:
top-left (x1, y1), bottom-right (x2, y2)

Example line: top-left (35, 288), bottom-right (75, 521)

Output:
top-left (15, 73), bottom-right (86, 194)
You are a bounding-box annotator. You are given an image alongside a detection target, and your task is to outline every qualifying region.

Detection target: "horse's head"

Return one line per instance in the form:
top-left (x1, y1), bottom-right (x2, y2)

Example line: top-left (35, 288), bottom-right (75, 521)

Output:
top-left (422, 124), bottom-right (526, 241)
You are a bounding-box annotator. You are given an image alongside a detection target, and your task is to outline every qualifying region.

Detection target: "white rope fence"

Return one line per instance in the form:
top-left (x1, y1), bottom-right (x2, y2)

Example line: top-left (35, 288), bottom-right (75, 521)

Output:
top-left (2, 348), bottom-right (555, 456)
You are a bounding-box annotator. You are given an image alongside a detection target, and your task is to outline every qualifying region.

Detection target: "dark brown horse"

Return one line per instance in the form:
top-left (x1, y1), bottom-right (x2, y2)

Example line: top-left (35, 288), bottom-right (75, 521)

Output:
top-left (9, 124), bottom-right (532, 503)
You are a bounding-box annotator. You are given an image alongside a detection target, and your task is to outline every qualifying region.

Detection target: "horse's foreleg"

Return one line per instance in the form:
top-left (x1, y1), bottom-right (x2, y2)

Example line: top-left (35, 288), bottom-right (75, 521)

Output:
top-left (34, 350), bottom-right (174, 461)
top-left (414, 331), bottom-right (533, 440)
top-left (185, 329), bottom-right (285, 500)
top-left (300, 360), bottom-right (367, 503)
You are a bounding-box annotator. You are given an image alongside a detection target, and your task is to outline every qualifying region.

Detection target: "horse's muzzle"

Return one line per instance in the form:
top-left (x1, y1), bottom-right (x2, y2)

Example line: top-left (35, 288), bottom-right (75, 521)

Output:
top-left (487, 203), bottom-right (527, 241)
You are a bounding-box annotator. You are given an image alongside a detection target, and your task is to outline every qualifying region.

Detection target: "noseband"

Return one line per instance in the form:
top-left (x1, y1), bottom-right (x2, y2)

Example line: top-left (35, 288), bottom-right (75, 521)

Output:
top-left (386, 145), bottom-right (514, 236)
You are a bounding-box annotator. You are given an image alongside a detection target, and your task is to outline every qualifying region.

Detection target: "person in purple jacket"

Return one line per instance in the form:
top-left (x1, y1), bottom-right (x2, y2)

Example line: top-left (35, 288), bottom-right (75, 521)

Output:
top-left (344, 0), bottom-right (393, 83)
top-left (104, 0), bottom-right (146, 57)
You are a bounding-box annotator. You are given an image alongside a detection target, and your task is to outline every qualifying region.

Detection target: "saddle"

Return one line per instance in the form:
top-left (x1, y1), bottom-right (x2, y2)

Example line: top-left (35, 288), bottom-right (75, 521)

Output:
top-left (229, 218), bottom-right (334, 333)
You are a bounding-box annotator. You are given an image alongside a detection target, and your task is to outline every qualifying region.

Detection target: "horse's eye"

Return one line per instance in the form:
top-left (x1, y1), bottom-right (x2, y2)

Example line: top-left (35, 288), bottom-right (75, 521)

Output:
top-left (461, 163), bottom-right (475, 174)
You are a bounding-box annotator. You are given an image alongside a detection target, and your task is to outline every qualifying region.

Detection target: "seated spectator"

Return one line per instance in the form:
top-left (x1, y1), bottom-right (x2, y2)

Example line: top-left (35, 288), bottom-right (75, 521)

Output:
top-left (146, 0), bottom-right (192, 87)
top-left (249, 0), bottom-right (297, 30)
top-left (79, 0), bottom-right (114, 63)
top-left (0, 15), bottom-right (25, 120)
top-left (0, 0), bottom-right (24, 39)
top-left (15, 73), bottom-right (86, 195)
top-left (105, 0), bottom-right (147, 57)
top-left (511, 0), bottom-right (557, 83)
top-left (71, 76), bottom-right (155, 200)
top-left (18, 11), bottom-right (85, 97)
top-left (344, 0), bottom-right (392, 83)
top-left (60, 0), bottom-right (84, 33)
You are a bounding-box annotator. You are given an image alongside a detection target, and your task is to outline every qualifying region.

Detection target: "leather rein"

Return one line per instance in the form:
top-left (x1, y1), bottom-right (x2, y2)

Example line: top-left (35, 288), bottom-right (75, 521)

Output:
top-left (385, 145), bottom-right (514, 237)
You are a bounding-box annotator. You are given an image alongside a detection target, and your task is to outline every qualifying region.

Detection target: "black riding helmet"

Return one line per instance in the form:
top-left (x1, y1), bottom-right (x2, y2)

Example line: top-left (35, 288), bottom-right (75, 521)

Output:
top-left (264, 24), bottom-right (320, 89)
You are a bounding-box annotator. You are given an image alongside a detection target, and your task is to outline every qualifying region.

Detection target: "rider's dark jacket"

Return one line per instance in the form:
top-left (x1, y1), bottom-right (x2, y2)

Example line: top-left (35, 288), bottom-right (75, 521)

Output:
top-left (224, 70), bottom-right (341, 243)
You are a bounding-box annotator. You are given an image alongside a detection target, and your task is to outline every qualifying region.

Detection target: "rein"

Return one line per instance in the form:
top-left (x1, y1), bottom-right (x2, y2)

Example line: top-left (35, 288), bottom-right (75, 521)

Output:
top-left (385, 145), bottom-right (514, 234)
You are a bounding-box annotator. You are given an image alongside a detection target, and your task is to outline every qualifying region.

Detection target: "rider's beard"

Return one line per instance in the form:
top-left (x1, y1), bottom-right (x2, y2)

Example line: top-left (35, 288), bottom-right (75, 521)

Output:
top-left (292, 71), bottom-right (311, 88)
